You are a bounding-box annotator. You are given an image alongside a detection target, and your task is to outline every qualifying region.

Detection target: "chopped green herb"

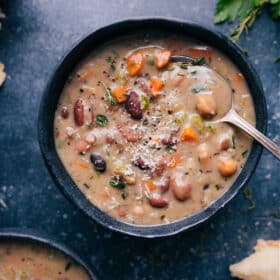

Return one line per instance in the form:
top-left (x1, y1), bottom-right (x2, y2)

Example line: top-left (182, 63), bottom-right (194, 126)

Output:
top-left (191, 84), bottom-right (205, 94)
top-left (232, 135), bottom-right (236, 149)
top-left (106, 56), bottom-right (113, 63)
top-left (191, 115), bottom-right (205, 132)
top-left (106, 56), bottom-right (116, 72)
top-left (242, 150), bottom-right (248, 158)
top-left (110, 176), bottom-right (126, 189)
top-left (96, 114), bottom-right (108, 127)
top-left (275, 56), bottom-right (280, 63)
top-left (112, 49), bottom-right (119, 58)
top-left (243, 187), bottom-right (256, 211)
top-left (179, 62), bottom-right (188, 69)
top-left (141, 96), bottom-right (150, 110)
top-left (165, 145), bottom-right (175, 153)
top-left (65, 261), bottom-right (72, 272)
top-left (105, 88), bottom-right (117, 105)
top-left (121, 191), bottom-right (127, 199)
top-left (79, 151), bottom-right (86, 156)
top-left (110, 64), bottom-right (116, 71)
top-left (146, 59), bottom-right (155, 66)
top-left (190, 70), bottom-right (197, 75)
top-left (208, 125), bottom-right (216, 134)
top-left (191, 57), bottom-right (206, 65)
top-left (86, 122), bottom-right (93, 129)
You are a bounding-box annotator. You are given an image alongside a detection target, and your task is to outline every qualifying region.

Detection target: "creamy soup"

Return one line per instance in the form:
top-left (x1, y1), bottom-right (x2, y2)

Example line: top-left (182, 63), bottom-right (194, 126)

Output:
top-left (0, 240), bottom-right (90, 279)
top-left (54, 32), bottom-right (255, 225)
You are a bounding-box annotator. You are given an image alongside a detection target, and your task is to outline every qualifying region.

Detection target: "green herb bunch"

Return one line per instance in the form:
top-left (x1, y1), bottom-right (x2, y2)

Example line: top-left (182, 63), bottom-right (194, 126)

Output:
top-left (214, 0), bottom-right (280, 43)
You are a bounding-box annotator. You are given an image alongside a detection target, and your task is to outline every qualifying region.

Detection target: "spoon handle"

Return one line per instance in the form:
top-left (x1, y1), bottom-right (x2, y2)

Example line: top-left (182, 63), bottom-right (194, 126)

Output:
top-left (224, 110), bottom-right (280, 160)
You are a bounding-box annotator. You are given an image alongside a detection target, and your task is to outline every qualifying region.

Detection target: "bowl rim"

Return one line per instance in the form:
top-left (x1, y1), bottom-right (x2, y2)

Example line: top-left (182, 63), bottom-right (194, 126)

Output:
top-left (0, 228), bottom-right (99, 279)
top-left (38, 17), bottom-right (266, 238)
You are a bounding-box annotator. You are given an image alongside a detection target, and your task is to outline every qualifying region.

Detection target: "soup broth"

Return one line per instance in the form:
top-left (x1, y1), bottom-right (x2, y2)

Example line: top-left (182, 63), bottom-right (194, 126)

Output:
top-left (0, 240), bottom-right (90, 279)
top-left (54, 32), bottom-right (255, 225)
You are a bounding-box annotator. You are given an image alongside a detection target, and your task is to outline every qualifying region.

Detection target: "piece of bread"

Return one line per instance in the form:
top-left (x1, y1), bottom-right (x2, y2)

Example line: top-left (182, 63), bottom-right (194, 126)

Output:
top-left (229, 240), bottom-right (280, 280)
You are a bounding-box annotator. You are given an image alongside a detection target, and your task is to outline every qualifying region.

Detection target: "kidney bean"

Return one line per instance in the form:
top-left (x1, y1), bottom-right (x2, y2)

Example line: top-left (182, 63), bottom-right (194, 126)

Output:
top-left (149, 193), bottom-right (168, 208)
top-left (171, 174), bottom-right (192, 201)
top-left (74, 98), bottom-right (84, 126)
top-left (125, 91), bottom-right (143, 120)
top-left (132, 157), bottom-right (150, 170)
top-left (160, 177), bottom-right (170, 193)
top-left (60, 106), bottom-right (69, 118)
top-left (90, 153), bottom-right (106, 172)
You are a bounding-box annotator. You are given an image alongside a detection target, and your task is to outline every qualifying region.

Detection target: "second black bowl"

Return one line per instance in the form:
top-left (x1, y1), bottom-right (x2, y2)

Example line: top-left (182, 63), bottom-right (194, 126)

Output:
top-left (38, 18), bottom-right (266, 238)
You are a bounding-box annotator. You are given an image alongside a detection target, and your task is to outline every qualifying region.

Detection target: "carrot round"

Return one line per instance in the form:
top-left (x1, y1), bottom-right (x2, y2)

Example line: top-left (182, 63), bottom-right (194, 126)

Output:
top-left (155, 49), bottom-right (171, 69)
top-left (126, 51), bottom-right (144, 76)
top-left (150, 77), bottom-right (164, 96)
top-left (112, 86), bottom-right (128, 103)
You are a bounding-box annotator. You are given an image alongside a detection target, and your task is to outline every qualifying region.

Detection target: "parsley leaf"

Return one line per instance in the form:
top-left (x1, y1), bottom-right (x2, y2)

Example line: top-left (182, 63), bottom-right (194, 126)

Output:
top-left (214, 0), bottom-right (242, 23)
top-left (214, 0), bottom-right (280, 42)
top-left (243, 187), bottom-right (256, 211)
top-left (105, 88), bottom-right (117, 105)
top-left (110, 176), bottom-right (126, 189)
top-left (96, 114), bottom-right (108, 127)
top-left (191, 57), bottom-right (206, 65)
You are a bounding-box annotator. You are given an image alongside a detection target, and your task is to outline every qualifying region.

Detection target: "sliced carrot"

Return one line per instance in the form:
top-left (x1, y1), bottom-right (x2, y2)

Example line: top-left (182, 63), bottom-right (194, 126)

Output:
top-left (155, 49), bottom-right (171, 69)
top-left (150, 77), bottom-right (164, 96)
top-left (180, 127), bottom-right (198, 142)
top-left (188, 47), bottom-right (213, 60)
top-left (72, 161), bottom-right (90, 169)
top-left (74, 139), bottom-right (91, 153)
top-left (143, 180), bottom-right (157, 191)
top-left (112, 86), bottom-right (128, 103)
top-left (126, 51), bottom-right (144, 76)
top-left (167, 153), bottom-right (182, 168)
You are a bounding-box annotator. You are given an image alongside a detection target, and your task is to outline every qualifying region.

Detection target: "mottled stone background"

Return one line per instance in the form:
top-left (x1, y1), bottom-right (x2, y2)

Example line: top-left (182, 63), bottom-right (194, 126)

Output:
top-left (0, 1), bottom-right (279, 279)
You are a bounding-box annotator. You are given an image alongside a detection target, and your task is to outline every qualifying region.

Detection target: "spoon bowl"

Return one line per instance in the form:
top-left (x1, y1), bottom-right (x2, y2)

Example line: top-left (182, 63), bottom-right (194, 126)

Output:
top-left (171, 55), bottom-right (280, 160)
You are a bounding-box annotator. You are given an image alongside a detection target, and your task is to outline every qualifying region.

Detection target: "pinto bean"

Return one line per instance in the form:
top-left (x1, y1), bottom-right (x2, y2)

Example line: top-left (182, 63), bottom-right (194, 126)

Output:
top-left (74, 98), bottom-right (84, 126)
top-left (149, 193), bottom-right (168, 208)
top-left (218, 157), bottom-right (237, 177)
top-left (125, 91), bottom-right (143, 120)
top-left (90, 153), bottom-right (106, 172)
top-left (195, 95), bottom-right (217, 118)
top-left (197, 143), bottom-right (210, 160)
top-left (160, 177), bottom-right (170, 193)
top-left (171, 173), bottom-right (192, 201)
top-left (132, 205), bottom-right (145, 216)
top-left (60, 106), bottom-right (69, 119)
top-left (117, 121), bottom-right (141, 142)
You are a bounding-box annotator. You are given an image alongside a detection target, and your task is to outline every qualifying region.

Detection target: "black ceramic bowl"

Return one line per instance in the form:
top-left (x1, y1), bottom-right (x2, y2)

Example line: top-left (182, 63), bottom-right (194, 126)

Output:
top-left (38, 18), bottom-right (266, 238)
top-left (0, 228), bottom-right (98, 279)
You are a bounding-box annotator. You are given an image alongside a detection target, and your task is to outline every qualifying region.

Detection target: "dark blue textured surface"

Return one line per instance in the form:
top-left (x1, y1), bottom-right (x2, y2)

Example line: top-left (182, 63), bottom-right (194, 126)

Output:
top-left (0, 1), bottom-right (279, 279)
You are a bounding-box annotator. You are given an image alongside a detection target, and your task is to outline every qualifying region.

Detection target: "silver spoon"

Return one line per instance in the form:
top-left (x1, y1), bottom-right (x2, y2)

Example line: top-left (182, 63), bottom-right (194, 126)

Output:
top-left (171, 55), bottom-right (280, 160)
